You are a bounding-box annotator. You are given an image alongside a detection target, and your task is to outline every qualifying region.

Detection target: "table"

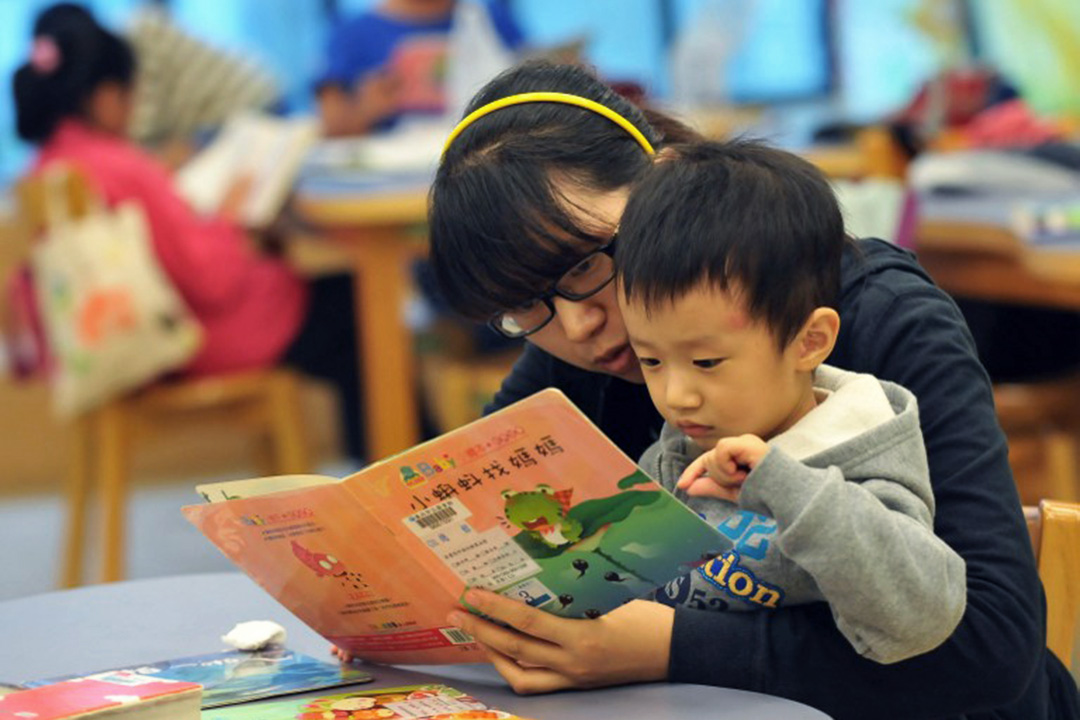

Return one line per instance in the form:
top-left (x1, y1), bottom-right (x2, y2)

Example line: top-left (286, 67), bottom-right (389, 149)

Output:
top-left (296, 172), bottom-right (431, 461)
top-left (915, 190), bottom-right (1080, 310)
top-left (0, 573), bottom-right (831, 719)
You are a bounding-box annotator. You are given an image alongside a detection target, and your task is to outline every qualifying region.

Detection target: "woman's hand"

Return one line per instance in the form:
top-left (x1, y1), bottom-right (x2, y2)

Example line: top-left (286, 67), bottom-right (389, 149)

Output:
top-left (448, 590), bottom-right (674, 694)
top-left (329, 644), bottom-right (355, 663)
top-left (677, 434), bottom-right (768, 501)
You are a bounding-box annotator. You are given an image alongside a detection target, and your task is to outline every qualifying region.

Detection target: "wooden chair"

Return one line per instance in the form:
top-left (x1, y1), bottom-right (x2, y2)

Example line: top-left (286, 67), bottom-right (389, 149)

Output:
top-left (994, 375), bottom-right (1080, 505)
top-left (1025, 500), bottom-right (1080, 681)
top-left (12, 166), bottom-right (312, 587)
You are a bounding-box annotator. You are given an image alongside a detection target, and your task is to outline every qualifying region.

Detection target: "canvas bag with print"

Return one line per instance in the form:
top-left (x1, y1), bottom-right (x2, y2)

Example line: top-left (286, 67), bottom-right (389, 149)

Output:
top-left (30, 170), bottom-right (202, 417)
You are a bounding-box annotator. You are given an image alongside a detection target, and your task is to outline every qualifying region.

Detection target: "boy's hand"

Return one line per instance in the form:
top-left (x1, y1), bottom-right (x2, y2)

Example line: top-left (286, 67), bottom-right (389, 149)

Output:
top-left (676, 434), bottom-right (769, 501)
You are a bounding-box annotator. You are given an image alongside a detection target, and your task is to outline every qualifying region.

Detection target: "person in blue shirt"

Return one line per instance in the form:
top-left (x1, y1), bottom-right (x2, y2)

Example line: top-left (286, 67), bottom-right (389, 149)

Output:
top-left (315, 0), bottom-right (523, 136)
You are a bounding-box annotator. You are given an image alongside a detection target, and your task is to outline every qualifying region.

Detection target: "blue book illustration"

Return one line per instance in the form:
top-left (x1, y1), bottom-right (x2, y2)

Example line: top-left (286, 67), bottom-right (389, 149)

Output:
top-left (25, 647), bottom-right (372, 708)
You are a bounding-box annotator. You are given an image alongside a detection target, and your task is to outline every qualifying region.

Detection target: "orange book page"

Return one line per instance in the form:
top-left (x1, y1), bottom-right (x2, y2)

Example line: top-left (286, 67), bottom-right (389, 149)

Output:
top-left (183, 484), bottom-right (480, 665)
top-left (185, 389), bottom-right (722, 665)
top-left (341, 389), bottom-right (659, 609)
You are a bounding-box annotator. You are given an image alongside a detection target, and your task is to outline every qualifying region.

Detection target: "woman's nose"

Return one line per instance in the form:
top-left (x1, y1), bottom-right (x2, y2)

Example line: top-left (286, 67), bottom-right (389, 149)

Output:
top-left (552, 295), bottom-right (604, 342)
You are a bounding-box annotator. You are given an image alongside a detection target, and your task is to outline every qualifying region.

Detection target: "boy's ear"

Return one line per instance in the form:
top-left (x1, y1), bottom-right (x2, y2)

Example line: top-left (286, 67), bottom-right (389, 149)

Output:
top-left (793, 307), bottom-right (840, 371)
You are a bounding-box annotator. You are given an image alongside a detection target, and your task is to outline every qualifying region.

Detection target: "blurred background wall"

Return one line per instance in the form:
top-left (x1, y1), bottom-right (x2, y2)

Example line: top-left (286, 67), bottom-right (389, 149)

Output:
top-left (3, 0), bottom-right (1078, 185)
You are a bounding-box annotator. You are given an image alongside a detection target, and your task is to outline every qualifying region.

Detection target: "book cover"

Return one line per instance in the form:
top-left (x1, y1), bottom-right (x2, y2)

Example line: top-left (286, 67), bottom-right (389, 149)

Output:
top-left (183, 389), bottom-right (728, 665)
top-left (24, 648), bottom-right (371, 709)
top-left (202, 683), bottom-right (534, 720)
top-left (0, 671), bottom-right (201, 719)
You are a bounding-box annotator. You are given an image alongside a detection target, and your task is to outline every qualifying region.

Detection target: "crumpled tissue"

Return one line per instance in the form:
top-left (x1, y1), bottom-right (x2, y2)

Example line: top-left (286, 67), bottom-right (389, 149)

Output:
top-left (221, 620), bottom-right (287, 651)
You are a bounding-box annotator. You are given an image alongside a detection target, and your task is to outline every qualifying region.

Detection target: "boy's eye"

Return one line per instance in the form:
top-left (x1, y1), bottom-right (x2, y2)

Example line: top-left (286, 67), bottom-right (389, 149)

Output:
top-left (638, 357), bottom-right (661, 368)
top-left (693, 358), bottom-right (725, 369)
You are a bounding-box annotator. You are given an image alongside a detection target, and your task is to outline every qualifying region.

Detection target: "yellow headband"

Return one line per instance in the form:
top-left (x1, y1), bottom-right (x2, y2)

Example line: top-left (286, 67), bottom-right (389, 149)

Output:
top-left (442, 91), bottom-right (656, 157)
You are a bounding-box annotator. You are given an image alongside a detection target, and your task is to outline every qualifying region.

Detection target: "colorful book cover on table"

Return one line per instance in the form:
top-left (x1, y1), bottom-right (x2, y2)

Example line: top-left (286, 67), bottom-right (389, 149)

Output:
top-left (24, 648), bottom-right (371, 708)
top-left (183, 388), bottom-right (729, 665)
top-left (0, 671), bottom-right (202, 719)
top-left (202, 683), bottom-right (535, 720)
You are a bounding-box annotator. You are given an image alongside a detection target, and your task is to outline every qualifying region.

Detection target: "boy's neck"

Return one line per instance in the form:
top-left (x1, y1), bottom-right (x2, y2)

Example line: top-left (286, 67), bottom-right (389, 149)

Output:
top-left (767, 375), bottom-right (821, 441)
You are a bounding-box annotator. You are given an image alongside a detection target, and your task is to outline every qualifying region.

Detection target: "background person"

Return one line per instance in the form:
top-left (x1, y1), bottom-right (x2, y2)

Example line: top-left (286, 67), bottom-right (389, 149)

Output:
top-left (315, 0), bottom-right (524, 136)
top-left (13, 3), bottom-right (364, 462)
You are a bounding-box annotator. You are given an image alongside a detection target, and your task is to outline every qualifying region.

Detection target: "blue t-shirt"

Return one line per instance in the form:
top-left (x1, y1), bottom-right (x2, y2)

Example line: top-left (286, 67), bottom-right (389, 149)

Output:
top-left (316, 2), bottom-right (523, 119)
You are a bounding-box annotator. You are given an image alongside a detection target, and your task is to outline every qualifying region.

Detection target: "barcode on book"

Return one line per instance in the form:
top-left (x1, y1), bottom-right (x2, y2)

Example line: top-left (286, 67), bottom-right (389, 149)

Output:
top-left (407, 499), bottom-right (470, 532)
top-left (439, 627), bottom-right (475, 645)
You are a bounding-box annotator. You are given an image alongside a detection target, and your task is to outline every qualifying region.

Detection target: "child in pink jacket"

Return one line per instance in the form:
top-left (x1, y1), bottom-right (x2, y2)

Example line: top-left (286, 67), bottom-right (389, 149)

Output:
top-left (13, 4), bottom-right (364, 460)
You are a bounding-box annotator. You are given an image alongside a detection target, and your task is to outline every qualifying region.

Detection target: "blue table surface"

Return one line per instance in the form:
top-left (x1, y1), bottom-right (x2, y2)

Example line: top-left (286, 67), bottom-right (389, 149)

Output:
top-left (0, 572), bottom-right (830, 719)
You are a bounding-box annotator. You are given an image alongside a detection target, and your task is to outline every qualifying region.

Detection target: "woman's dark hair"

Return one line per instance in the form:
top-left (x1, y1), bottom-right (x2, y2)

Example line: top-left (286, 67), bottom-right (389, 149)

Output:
top-left (12, 2), bottom-right (135, 144)
top-left (429, 61), bottom-right (699, 321)
top-left (617, 139), bottom-right (851, 350)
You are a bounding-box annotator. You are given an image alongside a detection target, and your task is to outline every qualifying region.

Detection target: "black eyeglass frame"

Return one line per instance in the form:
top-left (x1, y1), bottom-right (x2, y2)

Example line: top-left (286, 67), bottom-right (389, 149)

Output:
top-left (487, 237), bottom-right (618, 339)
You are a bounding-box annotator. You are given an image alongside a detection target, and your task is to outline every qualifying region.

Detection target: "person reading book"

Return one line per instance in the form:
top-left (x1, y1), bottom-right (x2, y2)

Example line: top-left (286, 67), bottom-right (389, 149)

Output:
top-left (12, 4), bottom-right (365, 461)
top-left (424, 61), bottom-right (1080, 718)
top-left (613, 138), bottom-right (965, 664)
top-left (315, 0), bottom-right (524, 136)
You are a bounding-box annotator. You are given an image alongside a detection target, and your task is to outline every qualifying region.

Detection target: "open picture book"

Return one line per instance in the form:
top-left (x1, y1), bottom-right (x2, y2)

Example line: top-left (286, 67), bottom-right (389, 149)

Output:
top-left (202, 683), bottom-right (535, 720)
top-left (175, 112), bottom-right (319, 228)
top-left (183, 389), bottom-right (728, 665)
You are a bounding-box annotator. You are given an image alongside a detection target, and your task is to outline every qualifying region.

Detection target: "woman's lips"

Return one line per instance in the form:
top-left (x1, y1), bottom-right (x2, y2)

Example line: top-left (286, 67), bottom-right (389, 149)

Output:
top-left (595, 344), bottom-right (635, 375)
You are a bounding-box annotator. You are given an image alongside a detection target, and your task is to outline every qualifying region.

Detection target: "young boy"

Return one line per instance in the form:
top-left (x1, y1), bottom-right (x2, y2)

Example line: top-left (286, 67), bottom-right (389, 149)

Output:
top-left (614, 139), bottom-right (967, 664)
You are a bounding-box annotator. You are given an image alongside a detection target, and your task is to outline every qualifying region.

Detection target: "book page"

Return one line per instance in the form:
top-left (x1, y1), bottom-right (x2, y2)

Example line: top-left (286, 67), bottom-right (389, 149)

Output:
top-left (195, 475), bottom-right (339, 503)
top-left (185, 390), bottom-right (728, 666)
top-left (344, 389), bottom-right (728, 621)
top-left (183, 483), bottom-right (481, 665)
top-left (175, 113), bottom-right (319, 227)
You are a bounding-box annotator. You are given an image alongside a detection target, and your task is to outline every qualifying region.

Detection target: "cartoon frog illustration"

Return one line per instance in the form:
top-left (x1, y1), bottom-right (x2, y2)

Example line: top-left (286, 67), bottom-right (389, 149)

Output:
top-left (502, 484), bottom-right (582, 548)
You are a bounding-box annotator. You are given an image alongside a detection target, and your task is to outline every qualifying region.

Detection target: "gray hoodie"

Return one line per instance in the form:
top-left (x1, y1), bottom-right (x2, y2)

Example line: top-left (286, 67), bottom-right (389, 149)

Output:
top-left (639, 364), bottom-right (967, 664)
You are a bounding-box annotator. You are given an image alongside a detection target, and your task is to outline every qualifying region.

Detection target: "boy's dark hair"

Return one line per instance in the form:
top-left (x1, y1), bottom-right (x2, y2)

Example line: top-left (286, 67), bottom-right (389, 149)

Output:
top-left (617, 139), bottom-right (849, 349)
top-left (12, 2), bottom-right (135, 144)
top-left (429, 61), bottom-right (700, 321)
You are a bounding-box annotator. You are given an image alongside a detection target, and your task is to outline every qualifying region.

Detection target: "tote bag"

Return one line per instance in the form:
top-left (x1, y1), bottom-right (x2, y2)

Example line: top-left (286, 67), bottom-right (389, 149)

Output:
top-left (30, 170), bottom-right (202, 417)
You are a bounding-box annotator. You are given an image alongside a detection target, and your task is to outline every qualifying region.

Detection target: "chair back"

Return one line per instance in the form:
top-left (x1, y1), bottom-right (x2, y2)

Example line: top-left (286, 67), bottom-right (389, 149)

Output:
top-left (15, 165), bottom-right (97, 244)
top-left (1028, 500), bottom-right (1080, 681)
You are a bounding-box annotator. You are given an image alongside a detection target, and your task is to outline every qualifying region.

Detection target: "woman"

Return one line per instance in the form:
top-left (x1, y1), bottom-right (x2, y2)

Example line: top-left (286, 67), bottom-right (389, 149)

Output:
top-left (428, 62), bottom-right (1079, 719)
top-left (13, 4), bottom-right (363, 460)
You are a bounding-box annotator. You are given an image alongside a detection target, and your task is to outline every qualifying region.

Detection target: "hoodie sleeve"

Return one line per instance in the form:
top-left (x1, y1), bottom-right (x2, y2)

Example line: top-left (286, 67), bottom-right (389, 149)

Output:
top-left (738, 444), bottom-right (967, 664)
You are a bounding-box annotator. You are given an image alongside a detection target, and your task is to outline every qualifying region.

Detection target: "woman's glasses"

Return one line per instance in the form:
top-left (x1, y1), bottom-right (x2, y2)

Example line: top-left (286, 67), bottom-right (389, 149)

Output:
top-left (489, 238), bottom-right (617, 338)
